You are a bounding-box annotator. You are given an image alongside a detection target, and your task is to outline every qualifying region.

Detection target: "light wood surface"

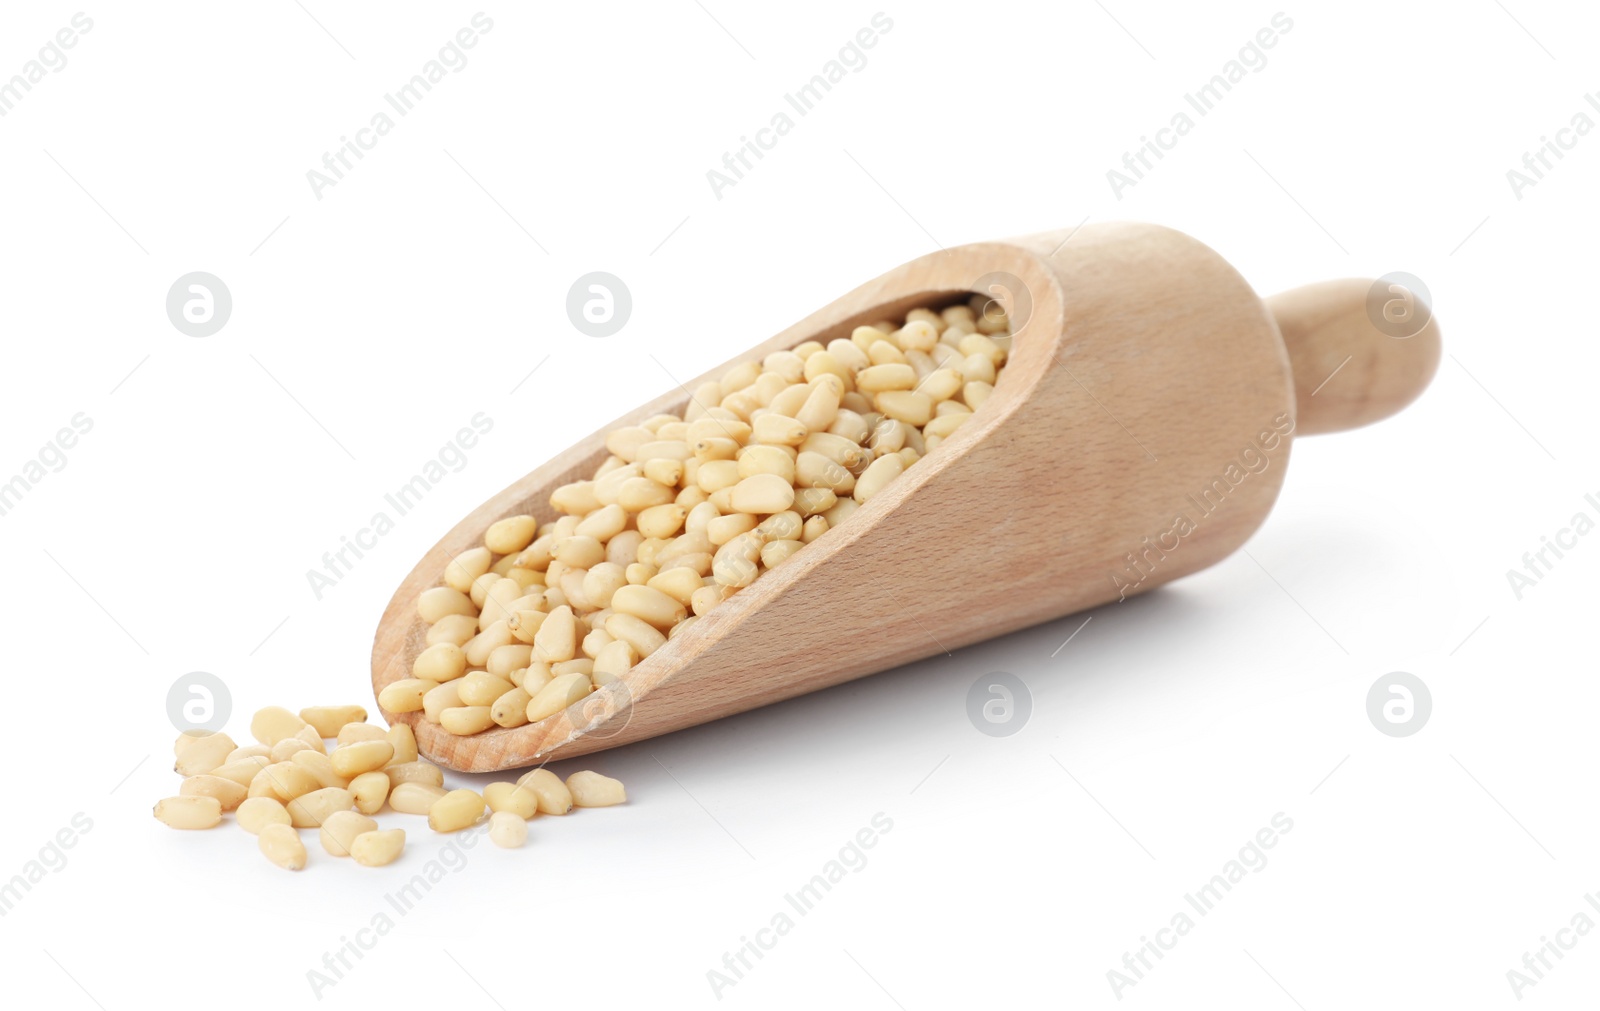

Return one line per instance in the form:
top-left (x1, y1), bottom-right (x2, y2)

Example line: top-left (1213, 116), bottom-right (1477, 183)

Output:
top-left (1268, 277), bottom-right (1441, 435)
top-left (371, 222), bottom-right (1441, 772)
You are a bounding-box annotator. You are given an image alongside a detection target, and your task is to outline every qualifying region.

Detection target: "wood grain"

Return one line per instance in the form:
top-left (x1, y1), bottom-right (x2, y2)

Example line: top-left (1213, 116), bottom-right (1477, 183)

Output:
top-left (1268, 277), bottom-right (1441, 435)
top-left (371, 222), bottom-right (1438, 772)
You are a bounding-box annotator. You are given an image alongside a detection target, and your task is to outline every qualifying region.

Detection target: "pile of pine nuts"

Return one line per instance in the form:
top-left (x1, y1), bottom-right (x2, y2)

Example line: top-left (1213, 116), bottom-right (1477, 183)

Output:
top-left (385, 297), bottom-right (1011, 736)
top-left (155, 705), bottom-right (626, 870)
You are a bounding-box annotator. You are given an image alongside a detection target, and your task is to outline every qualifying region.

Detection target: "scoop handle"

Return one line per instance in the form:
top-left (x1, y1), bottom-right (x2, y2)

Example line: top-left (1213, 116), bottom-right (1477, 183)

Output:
top-left (1267, 277), bottom-right (1441, 435)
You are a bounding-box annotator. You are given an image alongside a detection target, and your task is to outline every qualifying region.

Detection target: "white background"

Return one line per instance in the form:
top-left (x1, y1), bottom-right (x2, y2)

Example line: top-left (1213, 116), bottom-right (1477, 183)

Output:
top-left (0, 1), bottom-right (1594, 1008)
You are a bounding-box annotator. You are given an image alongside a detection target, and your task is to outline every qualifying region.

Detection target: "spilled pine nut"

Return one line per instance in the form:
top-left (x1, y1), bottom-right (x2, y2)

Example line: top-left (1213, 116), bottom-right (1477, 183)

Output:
top-left (515, 768), bottom-right (573, 816)
top-left (154, 795), bottom-right (222, 829)
top-left (236, 796), bottom-right (291, 835)
top-left (299, 705), bottom-right (367, 738)
top-left (249, 707), bottom-right (307, 747)
top-left (258, 822), bottom-right (307, 870)
top-left (428, 789), bottom-right (486, 833)
top-left (180, 775), bottom-right (247, 812)
top-left (350, 829), bottom-right (406, 867)
top-left (567, 771), bottom-right (627, 807)
top-left (385, 762), bottom-right (444, 789)
top-left (329, 741), bottom-right (394, 779)
top-left (174, 732), bottom-right (237, 777)
top-left (319, 810), bottom-right (380, 857)
top-left (489, 811), bottom-right (528, 848)
top-left (287, 787), bottom-right (355, 828)
top-left (390, 782), bottom-right (449, 815)
top-left (483, 781), bottom-right (540, 819)
top-left (349, 771), bottom-right (390, 815)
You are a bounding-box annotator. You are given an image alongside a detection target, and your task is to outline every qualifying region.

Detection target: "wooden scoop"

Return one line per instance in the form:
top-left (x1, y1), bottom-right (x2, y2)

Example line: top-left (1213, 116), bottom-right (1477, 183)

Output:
top-left (372, 222), bottom-right (1441, 773)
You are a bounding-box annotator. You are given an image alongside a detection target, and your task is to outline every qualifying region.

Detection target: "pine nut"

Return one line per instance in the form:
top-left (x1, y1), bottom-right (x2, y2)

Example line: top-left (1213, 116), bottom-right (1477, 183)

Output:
top-left (258, 823), bottom-right (307, 870)
top-left (174, 731), bottom-right (237, 776)
top-left (252, 762), bottom-right (320, 802)
top-left (385, 761), bottom-right (444, 789)
top-left (422, 681), bottom-right (462, 723)
top-left (347, 772), bottom-right (389, 815)
top-left (226, 744), bottom-right (271, 763)
top-left (418, 586), bottom-right (476, 623)
top-left (610, 584), bottom-right (687, 629)
top-left (269, 737), bottom-right (315, 763)
top-left (249, 707), bottom-right (306, 747)
top-left (377, 678), bottom-right (431, 713)
top-left (483, 781), bottom-right (540, 819)
top-left (390, 782), bottom-right (448, 815)
top-left (730, 473), bottom-right (795, 514)
top-left (581, 626), bottom-right (614, 659)
top-left (525, 672), bottom-right (593, 722)
top-left (211, 756), bottom-right (270, 787)
top-left (485, 515), bottom-right (538, 554)
top-left (480, 643), bottom-right (531, 684)
top-left (959, 352), bottom-right (996, 384)
top-left (291, 750), bottom-right (349, 790)
top-left (387, 723), bottom-right (417, 764)
top-left (604, 613), bottom-right (666, 658)
top-left (489, 687), bottom-right (531, 728)
top-left (413, 642), bottom-right (468, 682)
top-left (237, 796), bottom-right (292, 835)
top-left (853, 452), bottom-right (905, 503)
top-left (455, 672), bottom-right (513, 707)
top-left (793, 486), bottom-right (837, 517)
top-left (738, 444), bottom-right (797, 482)
top-left (489, 811), bottom-right (528, 848)
top-left (924, 411), bottom-right (971, 439)
top-left (567, 771), bottom-right (627, 807)
top-left (180, 775), bottom-right (247, 812)
top-left (646, 565), bottom-right (703, 607)
top-left (479, 576), bottom-right (523, 630)
top-left (690, 584), bottom-right (724, 616)
top-left (519, 662), bottom-right (554, 694)
top-left (294, 705), bottom-right (361, 739)
top-left (552, 658), bottom-right (594, 679)
top-left (320, 810), bottom-right (380, 856)
top-left (856, 363), bottom-right (917, 392)
top-left (515, 769), bottom-right (573, 815)
top-left (712, 532), bottom-right (763, 588)
top-left (507, 608), bottom-right (547, 644)
top-left (761, 539), bottom-right (804, 568)
top-left (920, 368), bottom-right (964, 402)
top-left (533, 604), bottom-right (577, 664)
top-left (579, 564), bottom-right (627, 611)
top-left (428, 788), bottom-right (486, 833)
top-left (154, 795), bottom-right (222, 830)
top-left (351, 829), bottom-right (406, 867)
top-left (327, 738), bottom-right (393, 779)
top-left (465, 620), bottom-right (514, 666)
top-left (444, 546), bottom-right (493, 593)
top-left (552, 480), bottom-right (602, 514)
top-left (796, 451), bottom-right (855, 493)
top-left (875, 390), bottom-right (933, 427)
top-left (440, 706), bottom-right (496, 736)
top-left (287, 787), bottom-right (355, 828)
top-left (591, 638), bottom-right (638, 681)
top-left (823, 496), bottom-right (860, 527)
top-left (427, 612), bottom-right (479, 647)
top-left (336, 724), bottom-right (386, 747)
